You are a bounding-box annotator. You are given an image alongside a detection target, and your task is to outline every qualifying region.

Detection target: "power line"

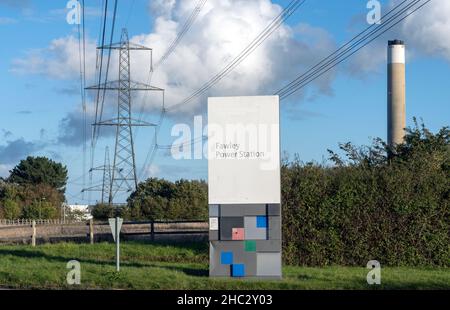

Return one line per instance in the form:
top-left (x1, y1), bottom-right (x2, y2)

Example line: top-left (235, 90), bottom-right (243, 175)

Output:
top-left (165, 0), bottom-right (307, 112)
top-left (82, 0), bottom-right (87, 199)
top-left (134, 0), bottom-right (209, 143)
top-left (137, 0), bottom-right (211, 179)
top-left (88, 0), bottom-right (119, 204)
top-left (138, 102), bottom-right (165, 179)
top-left (95, 0), bottom-right (119, 144)
top-left (140, 0), bottom-right (432, 183)
top-left (275, 0), bottom-right (410, 97)
top-left (89, 0), bottom-right (109, 204)
top-left (276, 0), bottom-right (431, 100)
top-left (77, 10), bottom-right (85, 199)
top-left (68, 171), bottom-right (90, 185)
top-left (154, 0), bottom-right (208, 70)
top-left (92, 0), bottom-right (109, 147)
top-left (157, 135), bottom-right (207, 150)
top-left (87, 28), bottom-right (162, 205)
top-left (138, 0), bottom-right (307, 179)
top-left (82, 147), bottom-right (112, 204)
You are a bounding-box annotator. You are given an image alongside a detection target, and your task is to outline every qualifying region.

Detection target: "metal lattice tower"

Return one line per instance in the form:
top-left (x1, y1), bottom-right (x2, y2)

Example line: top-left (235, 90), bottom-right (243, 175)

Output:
top-left (86, 28), bottom-right (164, 205)
top-left (82, 146), bottom-right (112, 205)
top-left (101, 146), bottom-right (112, 204)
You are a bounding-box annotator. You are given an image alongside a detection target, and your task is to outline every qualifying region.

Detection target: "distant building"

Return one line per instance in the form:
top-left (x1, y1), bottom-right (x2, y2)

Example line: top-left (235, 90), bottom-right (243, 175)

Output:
top-left (64, 204), bottom-right (92, 221)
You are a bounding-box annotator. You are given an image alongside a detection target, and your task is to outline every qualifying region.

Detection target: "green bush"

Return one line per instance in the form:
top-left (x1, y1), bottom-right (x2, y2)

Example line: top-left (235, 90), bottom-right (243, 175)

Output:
top-left (21, 200), bottom-right (57, 219)
top-left (282, 122), bottom-right (449, 266)
top-left (0, 156), bottom-right (67, 220)
top-left (127, 178), bottom-right (208, 220)
top-left (0, 182), bottom-right (63, 220)
top-left (90, 203), bottom-right (116, 220)
top-left (2, 199), bottom-right (21, 220)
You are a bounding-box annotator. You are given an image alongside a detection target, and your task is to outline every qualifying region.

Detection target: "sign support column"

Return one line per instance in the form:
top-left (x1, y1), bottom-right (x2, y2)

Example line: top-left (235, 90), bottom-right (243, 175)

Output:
top-left (115, 216), bottom-right (120, 272)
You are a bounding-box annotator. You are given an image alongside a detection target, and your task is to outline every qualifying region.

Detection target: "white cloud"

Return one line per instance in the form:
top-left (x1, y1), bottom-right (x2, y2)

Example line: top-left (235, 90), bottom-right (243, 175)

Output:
top-left (10, 35), bottom-right (97, 80)
top-left (0, 0), bottom-right (30, 9)
top-left (129, 0), bottom-right (337, 115)
top-left (11, 0), bottom-right (337, 118)
top-left (150, 0), bottom-right (177, 18)
top-left (0, 17), bottom-right (17, 24)
top-left (144, 164), bottom-right (160, 178)
top-left (0, 164), bottom-right (12, 178)
top-left (397, 0), bottom-right (450, 61)
top-left (346, 0), bottom-right (450, 76)
top-left (0, 138), bottom-right (46, 165)
top-left (57, 102), bottom-right (116, 147)
top-left (8, 0), bottom-right (450, 95)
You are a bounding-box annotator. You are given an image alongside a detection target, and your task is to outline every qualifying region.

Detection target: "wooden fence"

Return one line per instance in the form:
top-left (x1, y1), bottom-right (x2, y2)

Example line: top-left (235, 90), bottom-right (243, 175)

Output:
top-left (0, 219), bottom-right (208, 245)
top-left (0, 219), bottom-right (83, 226)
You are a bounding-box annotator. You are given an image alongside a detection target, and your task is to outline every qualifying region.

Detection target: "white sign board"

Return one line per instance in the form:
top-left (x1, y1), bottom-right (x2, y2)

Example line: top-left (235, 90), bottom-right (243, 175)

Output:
top-left (209, 217), bottom-right (219, 230)
top-left (207, 96), bottom-right (281, 204)
top-left (109, 218), bottom-right (123, 241)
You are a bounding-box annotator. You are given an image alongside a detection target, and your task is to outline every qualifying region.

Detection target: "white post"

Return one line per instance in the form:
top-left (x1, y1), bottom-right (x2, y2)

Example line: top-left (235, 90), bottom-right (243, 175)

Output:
top-left (115, 217), bottom-right (120, 272)
top-left (31, 220), bottom-right (36, 247)
top-left (89, 219), bottom-right (94, 244)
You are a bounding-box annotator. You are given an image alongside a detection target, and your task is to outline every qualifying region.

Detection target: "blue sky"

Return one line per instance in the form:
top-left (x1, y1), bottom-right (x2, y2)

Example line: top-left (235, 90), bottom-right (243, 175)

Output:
top-left (0, 0), bottom-right (449, 204)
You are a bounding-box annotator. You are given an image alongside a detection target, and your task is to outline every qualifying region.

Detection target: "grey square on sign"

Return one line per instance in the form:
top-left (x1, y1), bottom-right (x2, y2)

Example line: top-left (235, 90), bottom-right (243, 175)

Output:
top-left (243, 204), bottom-right (267, 216)
top-left (209, 204), bottom-right (219, 217)
top-left (220, 204), bottom-right (245, 216)
top-left (267, 204), bottom-right (281, 216)
top-left (244, 216), bottom-right (267, 240)
top-left (256, 239), bottom-right (281, 252)
top-left (240, 252), bottom-right (258, 276)
top-left (268, 216), bottom-right (281, 240)
top-left (256, 252), bottom-right (282, 277)
top-left (209, 230), bottom-right (219, 241)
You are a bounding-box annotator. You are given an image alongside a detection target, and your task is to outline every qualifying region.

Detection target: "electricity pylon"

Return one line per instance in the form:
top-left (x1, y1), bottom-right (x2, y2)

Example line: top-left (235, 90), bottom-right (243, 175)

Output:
top-left (87, 28), bottom-right (164, 205)
top-left (82, 146), bottom-right (112, 205)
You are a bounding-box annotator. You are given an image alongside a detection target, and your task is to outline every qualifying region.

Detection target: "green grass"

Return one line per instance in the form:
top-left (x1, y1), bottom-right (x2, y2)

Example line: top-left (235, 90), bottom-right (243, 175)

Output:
top-left (0, 241), bottom-right (448, 289)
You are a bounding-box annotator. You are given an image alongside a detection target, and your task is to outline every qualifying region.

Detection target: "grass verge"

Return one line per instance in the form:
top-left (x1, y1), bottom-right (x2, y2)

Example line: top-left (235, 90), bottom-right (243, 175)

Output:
top-left (0, 241), bottom-right (448, 289)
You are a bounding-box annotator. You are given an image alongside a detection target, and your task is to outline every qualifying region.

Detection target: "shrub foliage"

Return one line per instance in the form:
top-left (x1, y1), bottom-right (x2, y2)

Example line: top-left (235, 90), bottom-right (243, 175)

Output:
top-left (0, 156), bottom-right (67, 219)
top-left (124, 178), bottom-right (208, 220)
top-left (282, 121), bottom-right (449, 266)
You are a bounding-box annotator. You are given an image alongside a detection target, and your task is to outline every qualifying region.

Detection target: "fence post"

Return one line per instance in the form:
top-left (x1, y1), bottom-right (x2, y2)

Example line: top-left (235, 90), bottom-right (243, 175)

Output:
top-left (150, 221), bottom-right (155, 241)
top-left (89, 219), bottom-right (94, 244)
top-left (31, 220), bottom-right (36, 247)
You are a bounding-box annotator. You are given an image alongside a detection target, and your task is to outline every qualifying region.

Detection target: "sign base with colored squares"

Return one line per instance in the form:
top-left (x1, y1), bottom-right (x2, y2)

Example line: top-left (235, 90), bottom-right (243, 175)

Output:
top-left (209, 204), bottom-right (282, 278)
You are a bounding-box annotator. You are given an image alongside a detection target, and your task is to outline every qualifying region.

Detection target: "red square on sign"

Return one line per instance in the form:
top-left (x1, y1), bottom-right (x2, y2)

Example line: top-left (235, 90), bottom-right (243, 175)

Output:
top-left (232, 228), bottom-right (245, 240)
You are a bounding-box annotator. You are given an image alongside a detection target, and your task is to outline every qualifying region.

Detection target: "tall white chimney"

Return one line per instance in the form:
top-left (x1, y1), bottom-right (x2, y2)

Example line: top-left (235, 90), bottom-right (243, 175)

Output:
top-left (387, 39), bottom-right (406, 147)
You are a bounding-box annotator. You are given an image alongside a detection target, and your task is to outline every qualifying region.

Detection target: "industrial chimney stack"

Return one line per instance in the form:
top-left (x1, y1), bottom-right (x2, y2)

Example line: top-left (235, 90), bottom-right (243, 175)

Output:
top-left (387, 39), bottom-right (406, 147)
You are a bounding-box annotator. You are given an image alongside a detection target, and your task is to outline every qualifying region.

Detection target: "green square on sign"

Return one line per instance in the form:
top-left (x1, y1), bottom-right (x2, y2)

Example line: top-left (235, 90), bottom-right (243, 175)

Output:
top-left (245, 240), bottom-right (256, 252)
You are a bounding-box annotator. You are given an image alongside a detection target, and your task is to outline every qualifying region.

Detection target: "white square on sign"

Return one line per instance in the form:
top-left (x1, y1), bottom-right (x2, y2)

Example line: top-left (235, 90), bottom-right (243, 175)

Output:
top-left (209, 217), bottom-right (218, 230)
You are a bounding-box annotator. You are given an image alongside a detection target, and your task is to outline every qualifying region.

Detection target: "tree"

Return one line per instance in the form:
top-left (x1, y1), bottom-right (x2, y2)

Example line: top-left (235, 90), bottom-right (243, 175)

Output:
top-left (127, 178), bottom-right (208, 220)
top-left (0, 182), bottom-right (22, 219)
top-left (22, 200), bottom-right (57, 219)
top-left (90, 203), bottom-right (116, 220)
top-left (8, 156), bottom-right (68, 193)
top-left (16, 184), bottom-right (63, 219)
top-left (3, 199), bottom-right (20, 220)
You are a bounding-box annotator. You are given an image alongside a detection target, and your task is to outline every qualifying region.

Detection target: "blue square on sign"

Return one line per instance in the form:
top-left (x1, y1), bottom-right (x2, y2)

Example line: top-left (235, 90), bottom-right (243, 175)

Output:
top-left (231, 264), bottom-right (245, 277)
top-left (221, 252), bottom-right (233, 265)
top-left (256, 216), bottom-right (267, 228)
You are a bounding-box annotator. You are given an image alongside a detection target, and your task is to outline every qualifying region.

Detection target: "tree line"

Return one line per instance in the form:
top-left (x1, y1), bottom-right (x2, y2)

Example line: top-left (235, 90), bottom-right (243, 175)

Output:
top-left (112, 120), bottom-right (447, 266)
top-left (1, 121), bottom-right (448, 266)
top-left (91, 178), bottom-right (208, 220)
top-left (281, 120), bottom-right (449, 266)
top-left (0, 156), bottom-right (67, 219)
